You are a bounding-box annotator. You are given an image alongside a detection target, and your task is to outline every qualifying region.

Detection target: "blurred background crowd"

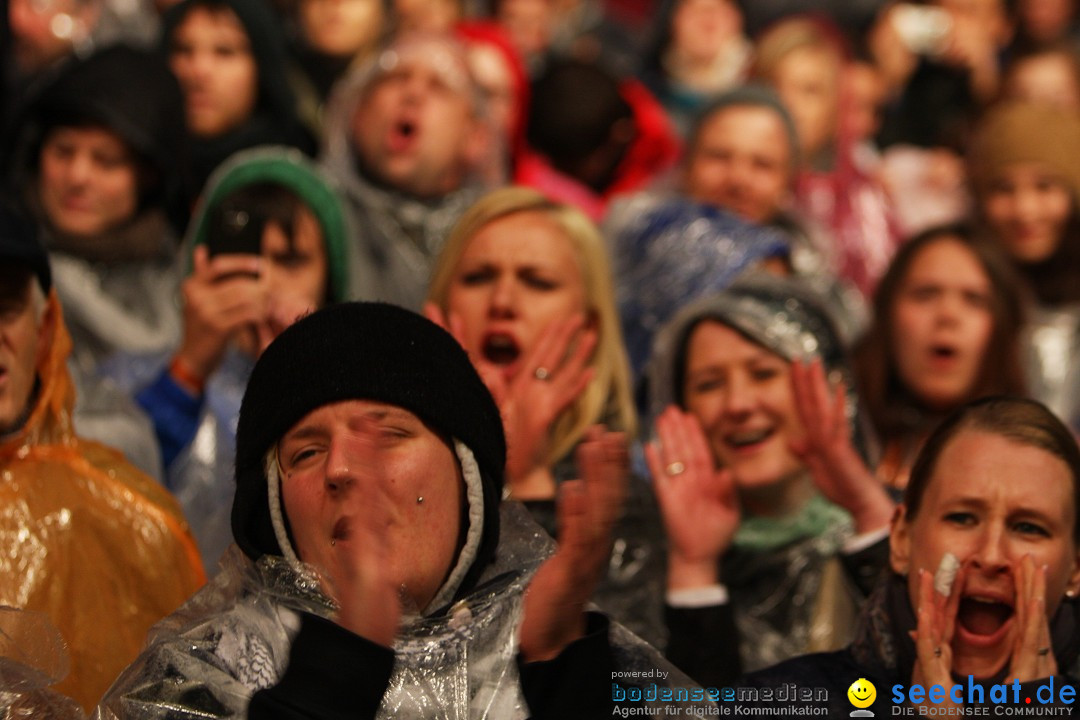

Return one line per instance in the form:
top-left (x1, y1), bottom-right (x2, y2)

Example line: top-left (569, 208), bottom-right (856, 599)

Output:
top-left (5, 0), bottom-right (1080, 711)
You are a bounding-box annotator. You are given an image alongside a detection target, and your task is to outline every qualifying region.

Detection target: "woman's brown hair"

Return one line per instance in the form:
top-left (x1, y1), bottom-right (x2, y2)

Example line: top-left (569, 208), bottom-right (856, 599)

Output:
top-left (904, 396), bottom-right (1080, 543)
top-left (853, 224), bottom-right (1027, 444)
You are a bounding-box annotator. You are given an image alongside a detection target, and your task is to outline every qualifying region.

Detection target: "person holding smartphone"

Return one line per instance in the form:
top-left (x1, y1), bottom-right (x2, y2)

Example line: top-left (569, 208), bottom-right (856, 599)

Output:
top-left (132, 145), bottom-right (370, 570)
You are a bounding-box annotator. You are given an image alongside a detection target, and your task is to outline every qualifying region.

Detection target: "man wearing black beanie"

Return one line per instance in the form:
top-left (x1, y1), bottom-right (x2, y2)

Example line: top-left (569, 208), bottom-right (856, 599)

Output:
top-left (99, 301), bottom-right (707, 719)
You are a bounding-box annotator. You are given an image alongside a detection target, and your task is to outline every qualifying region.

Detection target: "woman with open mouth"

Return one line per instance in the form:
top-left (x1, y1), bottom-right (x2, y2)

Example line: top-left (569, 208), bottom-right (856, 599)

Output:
top-left (741, 396), bottom-right (1080, 714)
top-left (853, 225), bottom-right (1027, 489)
top-left (645, 274), bottom-right (895, 681)
top-left (425, 186), bottom-right (666, 646)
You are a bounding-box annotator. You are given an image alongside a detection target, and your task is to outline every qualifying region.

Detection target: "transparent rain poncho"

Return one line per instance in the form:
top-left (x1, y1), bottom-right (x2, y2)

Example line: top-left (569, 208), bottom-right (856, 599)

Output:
top-left (604, 194), bottom-right (790, 382)
top-left (0, 607), bottom-right (83, 720)
top-left (95, 503), bottom-right (714, 719)
top-left (0, 293), bottom-right (205, 712)
top-left (645, 276), bottom-right (874, 672)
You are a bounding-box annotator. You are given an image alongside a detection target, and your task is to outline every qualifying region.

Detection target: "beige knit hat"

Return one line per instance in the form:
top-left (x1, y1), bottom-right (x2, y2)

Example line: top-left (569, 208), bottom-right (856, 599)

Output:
top-left (968, 101), bottom-right (1080, 200)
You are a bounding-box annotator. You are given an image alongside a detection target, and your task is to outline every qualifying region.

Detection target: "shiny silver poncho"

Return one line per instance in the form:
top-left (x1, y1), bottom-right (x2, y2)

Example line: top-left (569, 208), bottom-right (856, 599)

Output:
top-left (93, 504), bottom-right (711, 719)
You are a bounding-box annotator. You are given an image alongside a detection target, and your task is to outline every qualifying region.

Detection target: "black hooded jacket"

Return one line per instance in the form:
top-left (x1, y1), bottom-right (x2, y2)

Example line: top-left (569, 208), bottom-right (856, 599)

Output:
top-left (161, 0), bottom-right (316, 198)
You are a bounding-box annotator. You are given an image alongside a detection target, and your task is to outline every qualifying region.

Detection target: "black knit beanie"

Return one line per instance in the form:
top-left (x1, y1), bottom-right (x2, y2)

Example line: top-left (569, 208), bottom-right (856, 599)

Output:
top-left (35, 45), bottom-right (185, 186)
top-left (232, 302), bottom-right (506, 595)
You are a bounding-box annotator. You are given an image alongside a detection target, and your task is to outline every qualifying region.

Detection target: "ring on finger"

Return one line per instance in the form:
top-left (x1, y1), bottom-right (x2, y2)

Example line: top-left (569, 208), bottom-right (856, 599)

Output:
top-left (665, 461), bottom-right (686, 476)
top-left (534, 367), bottom-right (551, 381)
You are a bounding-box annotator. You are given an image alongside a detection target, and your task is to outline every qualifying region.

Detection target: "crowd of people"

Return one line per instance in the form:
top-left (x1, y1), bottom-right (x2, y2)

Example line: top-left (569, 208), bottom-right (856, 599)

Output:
top-left (4, 0), bottom-right (1080, 716)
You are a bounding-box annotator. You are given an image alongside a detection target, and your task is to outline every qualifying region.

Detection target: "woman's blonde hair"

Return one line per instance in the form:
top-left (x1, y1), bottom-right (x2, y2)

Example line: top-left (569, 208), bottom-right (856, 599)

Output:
top-left (428, 186), bottom-right (637, 463)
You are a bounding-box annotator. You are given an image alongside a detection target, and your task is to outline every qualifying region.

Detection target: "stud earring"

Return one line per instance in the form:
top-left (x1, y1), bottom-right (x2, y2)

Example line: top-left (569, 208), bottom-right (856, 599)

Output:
top-left (417, 496), bottom-right (424, 504)
top-left (330, 538), bottom-right (336, 546)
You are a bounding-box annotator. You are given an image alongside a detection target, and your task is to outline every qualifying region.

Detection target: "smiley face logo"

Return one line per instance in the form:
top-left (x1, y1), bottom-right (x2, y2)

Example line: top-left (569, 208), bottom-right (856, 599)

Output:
top-left (848, 678), bottom-right (876, 709)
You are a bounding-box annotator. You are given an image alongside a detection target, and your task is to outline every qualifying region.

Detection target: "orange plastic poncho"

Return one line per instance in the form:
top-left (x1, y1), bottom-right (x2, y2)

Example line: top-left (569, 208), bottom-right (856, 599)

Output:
top-left (0, 291), bottom-right (206, 711)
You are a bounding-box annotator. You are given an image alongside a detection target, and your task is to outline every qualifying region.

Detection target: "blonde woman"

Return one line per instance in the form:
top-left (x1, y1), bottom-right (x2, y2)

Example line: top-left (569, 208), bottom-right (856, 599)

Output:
top-left (426, 186), bottom-right (664, 644)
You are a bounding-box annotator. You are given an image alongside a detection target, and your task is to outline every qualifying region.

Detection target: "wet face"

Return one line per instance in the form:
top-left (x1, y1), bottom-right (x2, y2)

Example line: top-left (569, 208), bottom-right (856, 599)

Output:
top-left (169, 6), bottom-right (258, 138)
top-left (669, 0), bottom-right (742, 64)
top-left (983, 162), bottom-right (1074, 264)
top-left (351, 50), bottom-right (480, 198)
top-left (682, 321), bottom-right (805, 489)
top-left (773, 46), bottom-right (840, 160)
top-left (891, 430), bottom-right (1080, 678)
top-left (298, 0), bottom-right (383, 57)
top-left (0, 274), bottom-right (50, 436)
top-left (38, 126), bottom-right (139, 238)
top-left (683, 105), bottom-right (792, 224)
top-left (891, 238), bottom-right (994, 412)
top-left (278, 399), bottom-right (464, 612)
top-left (446, 211), bottom-right (587, 382)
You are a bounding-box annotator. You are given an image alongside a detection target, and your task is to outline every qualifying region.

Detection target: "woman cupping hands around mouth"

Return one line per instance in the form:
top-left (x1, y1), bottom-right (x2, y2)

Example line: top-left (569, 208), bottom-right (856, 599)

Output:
top-left (425, 186), bottom-right (669, 646)
top-left (889, 398), bottom-right (1080, 709)
top-left (735, 397), bottom-right (1080, 716)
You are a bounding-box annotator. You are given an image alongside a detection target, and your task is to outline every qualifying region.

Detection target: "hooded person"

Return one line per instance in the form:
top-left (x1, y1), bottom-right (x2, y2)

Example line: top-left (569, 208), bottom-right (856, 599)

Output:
top-left (320, 32), bottom-right (501, 310)
top-left (645, 274), bottom-right (893, 682)
top-left (0, 202), bottom-right (205, 712)
top-left (96, 302), bottom-right (710, 719)
top-left (3, 44), bottom-right (188, 372)
top-left (515, 57), bottom-right (682, 222)
top-left (108, 146), bottom-right (370, 570)
top-left (163, 0), bottom-right (317, 199)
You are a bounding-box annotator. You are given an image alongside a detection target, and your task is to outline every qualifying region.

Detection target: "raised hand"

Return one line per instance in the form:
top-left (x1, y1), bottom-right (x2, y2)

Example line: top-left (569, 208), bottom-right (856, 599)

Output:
top-left (1009, 555), bottom-right (1059, 683)
top-left (911, 564), bottom-right (966, 704)
top-left (284, 418), bottom-right (403, 647)
top-left (326, 476), bottom-right (402, 648)
top-left (789, 358), bottom-right (893, 534)
top-left (646, 405), bottom-right (739, 590)
top-left (174, 245), bottom-right (266, 385)
top-left (499, 315), bottom-right (596, 492)
top-left (424, 304), bottom-right (597, 499)
top-left (519, 427), bottom-right (628, 662)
